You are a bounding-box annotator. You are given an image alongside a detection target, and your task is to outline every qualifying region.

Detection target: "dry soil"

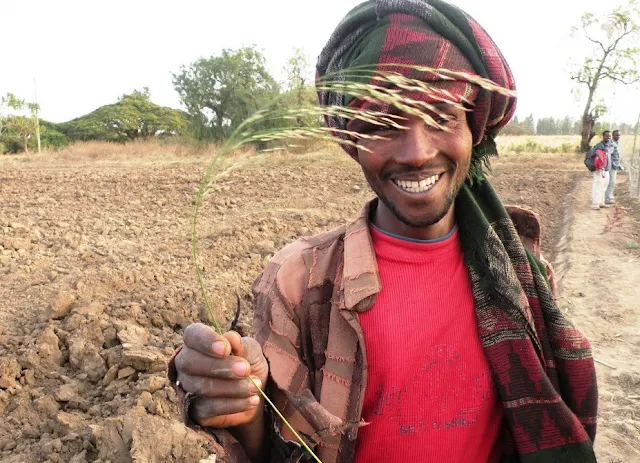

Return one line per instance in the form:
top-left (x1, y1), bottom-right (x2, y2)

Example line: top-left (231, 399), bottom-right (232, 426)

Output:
top-left (0, 150), bottom-right (637, 462)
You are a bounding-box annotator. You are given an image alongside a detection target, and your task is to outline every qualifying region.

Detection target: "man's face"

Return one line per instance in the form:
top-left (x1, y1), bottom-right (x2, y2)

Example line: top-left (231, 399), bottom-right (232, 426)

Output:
top-left (356, 104), bottom-right (473, 233)
top-left (603, 132), bottom-right (612, 144)
top-left (613, 132), bottom-right (620, 142)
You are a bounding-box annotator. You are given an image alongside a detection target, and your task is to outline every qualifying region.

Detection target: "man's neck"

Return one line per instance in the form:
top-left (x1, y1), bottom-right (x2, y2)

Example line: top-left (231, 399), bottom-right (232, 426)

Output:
top-left (372, 202), bottom-right (456, 241)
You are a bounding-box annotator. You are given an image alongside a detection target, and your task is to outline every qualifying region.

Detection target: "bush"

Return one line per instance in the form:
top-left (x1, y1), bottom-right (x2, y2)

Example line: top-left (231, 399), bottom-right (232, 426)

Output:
top-left (0, 128), bottom-right (69, 153)
top-left (559, 142), bottom-right (580, 154)
top-left (0, 135), bottom-right (24, 154)
top-left (39, 127), bottom-right (69, 150)
top-left (506, 138), bottom-right (579, 155)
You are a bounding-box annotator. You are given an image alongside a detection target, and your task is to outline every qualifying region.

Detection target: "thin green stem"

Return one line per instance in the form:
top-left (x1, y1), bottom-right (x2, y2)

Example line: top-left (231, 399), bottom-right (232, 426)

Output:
top-left (191, 142), bottom-right (323, 463)
top-left (248, 376), bottom-right (321, 463)
top-left (191, 153), bottom-right (223, 334)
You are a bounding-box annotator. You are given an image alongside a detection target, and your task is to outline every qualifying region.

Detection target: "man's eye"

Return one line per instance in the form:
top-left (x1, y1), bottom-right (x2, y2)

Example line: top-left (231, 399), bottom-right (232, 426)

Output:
top-left (364, 125), bottom-right (396, 134)
top-left (434, 116), bottom-right (451, 126)
top-left (429, 115), bottom-right (458, 131)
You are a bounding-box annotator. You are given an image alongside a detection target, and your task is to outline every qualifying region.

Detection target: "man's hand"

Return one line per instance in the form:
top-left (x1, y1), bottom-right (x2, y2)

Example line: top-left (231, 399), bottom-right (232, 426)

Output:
top-left (175, 323), bottom-right (269, 429)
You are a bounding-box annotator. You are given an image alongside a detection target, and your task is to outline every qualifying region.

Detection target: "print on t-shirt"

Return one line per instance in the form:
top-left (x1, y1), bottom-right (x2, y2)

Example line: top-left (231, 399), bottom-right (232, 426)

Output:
top-left (369, 344), bottom-right (494, 436)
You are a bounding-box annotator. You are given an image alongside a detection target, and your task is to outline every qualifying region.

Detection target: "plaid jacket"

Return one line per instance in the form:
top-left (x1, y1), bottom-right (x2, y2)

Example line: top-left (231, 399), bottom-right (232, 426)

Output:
top-left (169, 199), bottom-right (597, 463)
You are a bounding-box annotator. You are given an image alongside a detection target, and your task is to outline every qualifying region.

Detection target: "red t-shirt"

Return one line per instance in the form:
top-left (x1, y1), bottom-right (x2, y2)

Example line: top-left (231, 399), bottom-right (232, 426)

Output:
top-left (354, 226), bottom-right (503, 463)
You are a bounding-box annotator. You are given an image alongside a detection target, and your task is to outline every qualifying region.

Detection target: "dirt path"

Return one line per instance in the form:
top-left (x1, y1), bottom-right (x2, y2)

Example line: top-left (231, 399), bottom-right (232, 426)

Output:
top-left (558, 174), bottom-right (640, 462)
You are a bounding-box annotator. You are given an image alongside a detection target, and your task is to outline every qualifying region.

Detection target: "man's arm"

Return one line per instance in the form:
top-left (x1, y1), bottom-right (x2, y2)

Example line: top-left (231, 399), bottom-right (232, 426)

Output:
top-left (168, 250), bottom-right (318, 462)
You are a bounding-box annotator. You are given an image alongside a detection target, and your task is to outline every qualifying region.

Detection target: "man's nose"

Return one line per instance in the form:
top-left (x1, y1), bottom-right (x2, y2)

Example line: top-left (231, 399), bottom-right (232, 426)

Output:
top-left (395, 119), bottom-right (438, 167)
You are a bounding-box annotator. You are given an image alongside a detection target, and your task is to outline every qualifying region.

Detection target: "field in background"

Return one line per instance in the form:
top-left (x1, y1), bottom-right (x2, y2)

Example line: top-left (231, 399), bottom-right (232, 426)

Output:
top-left (497, 134), bottom-right (581, 147)
top-left (0, 136), bottom-right (584, 172)
top-left (497, 134), bottom-right (581, 155)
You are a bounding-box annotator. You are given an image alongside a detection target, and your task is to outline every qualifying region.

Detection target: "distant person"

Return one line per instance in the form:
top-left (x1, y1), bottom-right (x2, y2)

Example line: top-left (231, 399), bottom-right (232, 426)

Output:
top-left (605, 129), bottom-right (624, 204)
top-left (169, 1), bottom-right (598, 462)
top-left (590, 130), bottom-right (612, 210)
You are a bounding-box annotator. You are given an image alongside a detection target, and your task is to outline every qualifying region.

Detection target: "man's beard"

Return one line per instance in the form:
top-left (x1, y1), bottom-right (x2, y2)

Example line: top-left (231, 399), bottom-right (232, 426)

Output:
top-left (371, 156), bottom-right (470, 229)
top-left (379, 182), bottom-right (460, 228)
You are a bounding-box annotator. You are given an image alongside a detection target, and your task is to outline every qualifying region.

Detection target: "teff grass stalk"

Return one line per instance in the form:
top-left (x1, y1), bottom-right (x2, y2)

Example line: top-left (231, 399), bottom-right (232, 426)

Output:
top-left (190, 65), bottom-right (513, 462)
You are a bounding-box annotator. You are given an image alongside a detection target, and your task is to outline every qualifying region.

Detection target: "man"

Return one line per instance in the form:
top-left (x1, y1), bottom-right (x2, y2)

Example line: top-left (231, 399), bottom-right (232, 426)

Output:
top-left (605, 129), bottom-right (624, 205)
top-left (589, 130), bottom-right (612, 210)
top-left (169, 1), bottom-right (598, 462)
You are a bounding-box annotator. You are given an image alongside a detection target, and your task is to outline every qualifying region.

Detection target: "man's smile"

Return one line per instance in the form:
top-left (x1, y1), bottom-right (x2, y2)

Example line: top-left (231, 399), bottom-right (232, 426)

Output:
top-left (392, 173), bottom-right (442, 194)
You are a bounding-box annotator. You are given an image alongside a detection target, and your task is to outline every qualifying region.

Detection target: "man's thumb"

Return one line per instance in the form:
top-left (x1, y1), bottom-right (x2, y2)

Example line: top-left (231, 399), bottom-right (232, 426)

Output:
top-left (242, 337), bottom-right (268, 380)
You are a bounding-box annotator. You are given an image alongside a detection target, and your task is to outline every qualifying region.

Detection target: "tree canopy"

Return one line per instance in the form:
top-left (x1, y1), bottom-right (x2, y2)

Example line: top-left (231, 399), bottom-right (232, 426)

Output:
top-left (59, 88), bottom-right (189, 142)
top-left (571, 0), bottom-right (640, 150)
top-left (172, 46), bottom-right (280, 140)
top-left (0, 93), bottom-right (40, 153)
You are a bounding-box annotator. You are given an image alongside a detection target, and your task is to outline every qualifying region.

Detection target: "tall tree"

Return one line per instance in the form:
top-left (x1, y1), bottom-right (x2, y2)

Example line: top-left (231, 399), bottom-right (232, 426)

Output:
top-left (173, 46), bottom-right (279, 140)
top-left (537, 117), bottom-right (560, 135)
top-left (502, 114), bottom-right (536, 135)
top-left (281, 48), bottom-right (320, 128)
top-left (59, 88), bottom-right (188, 142)
top-left (571, 1), bottom-right (640, 151)
top-left (283, 47), bottom-right (312, 92)
top-left (524, 114), bottom-right (535, 135)
top-left (0, 93), bottom-right (39, 154)
top-left (560, 116), bottom-right (573, 135)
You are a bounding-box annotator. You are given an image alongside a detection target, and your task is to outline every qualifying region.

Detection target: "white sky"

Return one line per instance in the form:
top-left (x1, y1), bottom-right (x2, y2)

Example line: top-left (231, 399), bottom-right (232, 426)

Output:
top-left (1, 0), bottom-right (639, 124)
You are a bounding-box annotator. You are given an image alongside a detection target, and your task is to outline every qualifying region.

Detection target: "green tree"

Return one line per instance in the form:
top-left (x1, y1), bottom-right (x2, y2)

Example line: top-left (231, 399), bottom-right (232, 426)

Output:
top-left (281, 48), bottom-right (318, 128)
top-left (571, 0), bottom-right (640, 151)
top-left (172, 46), bottom-right (280, 140)
top-left (502, 116), bottom-right (526, 135)
top-left (283, 47), bottom-right (312, 92)
top-left (560, 116), bottom-right (573, 135)
top-left (617, 121), bottom-right (634, 134)
top-left (572, 119), bottom-right (583, 135)
top-left (536, 117), bottom-right (560, 135)
top-left (537, 117), bottom-right (549, 135)
top-left (38, 120), bottom-right (69, 150)
top-left (523, 114), bottom-right (535, 135)
top-left (502, 114), bottom-right (536, 136)
top-left (59, 88), bottom-right (188, 142)
top-left (1, 93), bottom-right (39, 154)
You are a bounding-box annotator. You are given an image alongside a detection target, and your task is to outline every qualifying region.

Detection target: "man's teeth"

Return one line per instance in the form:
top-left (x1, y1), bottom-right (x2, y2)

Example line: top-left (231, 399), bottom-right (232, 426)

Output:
top-left (394, 174), bottom-right (440, 193)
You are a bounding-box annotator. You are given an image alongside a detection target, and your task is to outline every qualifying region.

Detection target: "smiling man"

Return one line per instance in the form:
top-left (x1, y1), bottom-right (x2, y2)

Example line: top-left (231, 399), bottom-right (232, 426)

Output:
top-left (169, 1), bottom-right (598, 462)
top-left (356, 108), bottom-right (472, 240)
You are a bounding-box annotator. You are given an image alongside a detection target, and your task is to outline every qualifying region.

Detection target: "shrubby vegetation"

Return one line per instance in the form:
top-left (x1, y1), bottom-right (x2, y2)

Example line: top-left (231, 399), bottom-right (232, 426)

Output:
top-left (58, 88), bottom-right (189, 143)
top-left (1, 89), bottom-right (188, 153)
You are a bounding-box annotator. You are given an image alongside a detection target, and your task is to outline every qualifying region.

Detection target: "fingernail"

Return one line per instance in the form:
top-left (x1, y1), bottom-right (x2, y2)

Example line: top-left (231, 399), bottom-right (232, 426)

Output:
top-left (212, 341), bottom-right (226, 356)
top-left (249, 378), bottom-right (262, 393)
top-left (232, 362), bottom-right (248, 377)
top-left (249, 395), bottom-right (260, 406)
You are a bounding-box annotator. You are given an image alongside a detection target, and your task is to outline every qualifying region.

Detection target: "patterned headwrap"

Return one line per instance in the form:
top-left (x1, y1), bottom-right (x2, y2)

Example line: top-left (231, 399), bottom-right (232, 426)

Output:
top-left (316, 0), bottom-right (517, 173)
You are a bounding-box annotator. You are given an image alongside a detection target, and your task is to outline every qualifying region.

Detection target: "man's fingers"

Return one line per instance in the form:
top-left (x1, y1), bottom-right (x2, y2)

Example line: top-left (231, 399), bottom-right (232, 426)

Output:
top-left (190, 396), bottom-right (261, 425)
top-left (241, 337), bottom-right (268, 370)
top-left (224, 334), bottom-right (266, 376)
top-left (183, 323), bottom-right (231, 358)
top-left (177, 372), bottom-right (262, 398)
top-left (175, 348), bottom-right (251, 379)
top-left (224, 331), bottom-right (244, 357)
